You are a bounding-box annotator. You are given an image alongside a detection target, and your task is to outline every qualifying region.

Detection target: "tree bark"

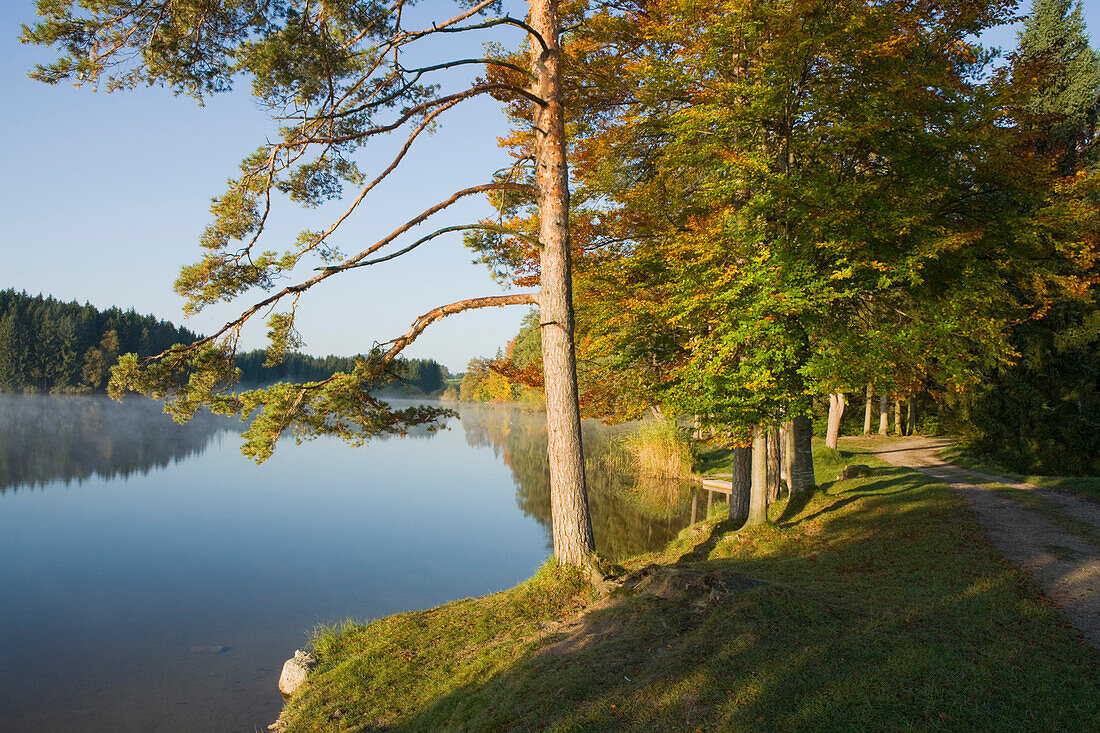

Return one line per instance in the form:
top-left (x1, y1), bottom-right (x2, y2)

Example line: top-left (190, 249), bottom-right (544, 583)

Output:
top-left (728, 445), bottom-right (751, 528)
top-left (780, 421), bottom-right (792, 489)
top-left (766, 424), bottom-right (782, 502)
top-left (530, 0), bottom-right (594, 567)
top-left (878, 394), bottom-right (889, 435)
top-left (746, 426), bottom-right (769, 526)
top-left (907, 398), bottom-right (917, 436)
top-left (863, 384), bottom-right (873, 435)
top-left (825, 392), bottom-right (845, 449)
top-left (894, 397), bottom-right (903, 436)
top-left (789, 415), bottom-right (815, 497)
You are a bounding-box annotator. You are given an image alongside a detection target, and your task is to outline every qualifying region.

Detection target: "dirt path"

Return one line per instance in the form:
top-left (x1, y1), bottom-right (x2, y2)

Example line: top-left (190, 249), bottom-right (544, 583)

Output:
top-left (855, 436), bottom-right (1100, 651)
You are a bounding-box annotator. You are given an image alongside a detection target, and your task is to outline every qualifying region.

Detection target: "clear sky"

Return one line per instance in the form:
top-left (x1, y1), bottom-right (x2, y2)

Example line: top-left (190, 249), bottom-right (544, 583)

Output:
top-left (1, 1), bottom-right (1097, 372)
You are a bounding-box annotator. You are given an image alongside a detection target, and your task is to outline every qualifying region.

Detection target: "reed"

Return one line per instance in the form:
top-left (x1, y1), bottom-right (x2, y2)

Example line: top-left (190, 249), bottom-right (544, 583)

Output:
top-left (623, 419), bottom-right (695, 479)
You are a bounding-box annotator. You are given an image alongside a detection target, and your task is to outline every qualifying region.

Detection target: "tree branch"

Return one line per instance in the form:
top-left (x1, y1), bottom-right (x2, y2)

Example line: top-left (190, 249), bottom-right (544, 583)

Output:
top-left (280, 84), bottom-right (546, 148)
top-left (396, 57), bottom-right (536, 81)
top-left (337, 182), bottom-right (536, 269)
top-left (157, 183), bottom-right (535, 362)
top-left (379, 293), bottom-right (539, 367)
top-left (400, 15), bottom-right (550, 53)
top-left (320, 223), bottom-right (540, 271)
top-left (289, 98), bottom-right (463, 261)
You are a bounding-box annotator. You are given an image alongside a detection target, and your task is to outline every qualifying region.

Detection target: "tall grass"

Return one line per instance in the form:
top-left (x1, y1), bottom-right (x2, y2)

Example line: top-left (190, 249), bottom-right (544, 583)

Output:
top-left (623, 419), bottom-right (695, 479)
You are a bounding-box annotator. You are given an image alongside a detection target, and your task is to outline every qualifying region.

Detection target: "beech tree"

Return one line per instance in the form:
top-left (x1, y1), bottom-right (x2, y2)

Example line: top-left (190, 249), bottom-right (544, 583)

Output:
top-left (25, 0), bottom-right (597, 566)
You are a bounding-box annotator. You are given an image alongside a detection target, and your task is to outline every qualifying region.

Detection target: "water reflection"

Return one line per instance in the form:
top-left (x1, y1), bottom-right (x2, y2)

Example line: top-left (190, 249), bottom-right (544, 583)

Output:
top-left (0, 396), bottom-right (705, 560)
top-left (456, 404), bottom-right (700, 559)
top-left (0, 395), bottom-right (233, 493)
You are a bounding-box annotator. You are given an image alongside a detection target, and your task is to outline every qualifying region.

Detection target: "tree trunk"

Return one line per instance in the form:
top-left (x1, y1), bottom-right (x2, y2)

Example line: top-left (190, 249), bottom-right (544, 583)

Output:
top-left (863, 384), bottom-right (873, 435)
top-left (530, 0), bottom-right (594, 567)
top-left (788, 415), bottom-right (815, 497)
top-left (894, 397), bottom-right (903, 436)
top-left (728, 445), bottom-right (751, 528)
top-left (780, 421), bottom-right (792, 489)
top-left (878, 394), bottom-right (889, 435)
top-left (907, 398), bottom-right (916, 436)
top-left (746, 426), bottom-right (769, 526)
top-left (825, 392), bottom-right (845, 449)
top-left (766, 424), bottom-right (781, 502)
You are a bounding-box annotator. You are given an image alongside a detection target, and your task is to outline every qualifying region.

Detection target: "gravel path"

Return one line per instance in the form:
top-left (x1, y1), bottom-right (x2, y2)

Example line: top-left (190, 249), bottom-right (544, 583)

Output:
top-left (858, 436), bottom-right (1100, 651)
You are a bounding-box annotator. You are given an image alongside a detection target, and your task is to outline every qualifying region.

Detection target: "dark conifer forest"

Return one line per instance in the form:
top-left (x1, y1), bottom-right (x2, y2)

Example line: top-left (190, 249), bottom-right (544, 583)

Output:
top-left (0, 290), bottom-right (448, 396)
top-left (0, 289), bottom-right (200, 392)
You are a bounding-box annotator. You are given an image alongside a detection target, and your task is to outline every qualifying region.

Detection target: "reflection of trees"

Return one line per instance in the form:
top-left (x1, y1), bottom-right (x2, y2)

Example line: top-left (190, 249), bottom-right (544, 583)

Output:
top-left (0, 396), bottom-right (233, 493)
top-left (457, 405), bottom-right (697, 560)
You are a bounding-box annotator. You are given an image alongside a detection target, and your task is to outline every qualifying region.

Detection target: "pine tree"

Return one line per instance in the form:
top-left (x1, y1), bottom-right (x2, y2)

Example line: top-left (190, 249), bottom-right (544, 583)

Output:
top-left (26, 0), bottom-right (597, 567)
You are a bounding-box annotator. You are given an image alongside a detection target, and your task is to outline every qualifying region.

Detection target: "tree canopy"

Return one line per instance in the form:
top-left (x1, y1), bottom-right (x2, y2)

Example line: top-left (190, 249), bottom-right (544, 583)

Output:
top-left (542, 0), bottom-right (1099, 446)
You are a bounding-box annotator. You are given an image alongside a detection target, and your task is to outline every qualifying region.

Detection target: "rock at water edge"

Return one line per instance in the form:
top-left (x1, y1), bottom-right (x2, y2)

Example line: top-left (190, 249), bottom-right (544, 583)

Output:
top-left (278, 650), bottom-right (315, 696)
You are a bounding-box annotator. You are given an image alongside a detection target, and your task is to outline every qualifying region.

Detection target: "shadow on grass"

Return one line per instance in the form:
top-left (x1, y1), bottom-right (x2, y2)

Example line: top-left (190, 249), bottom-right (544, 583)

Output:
top-left (778, 469), bottom-right (929, 528)
top-left (675, 517), bottom-right (739, 566)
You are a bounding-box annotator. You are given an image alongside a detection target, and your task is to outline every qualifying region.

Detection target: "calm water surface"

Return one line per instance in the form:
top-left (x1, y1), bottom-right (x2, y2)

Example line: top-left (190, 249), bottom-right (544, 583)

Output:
top-left (0, 395), bottom-right (699, 732)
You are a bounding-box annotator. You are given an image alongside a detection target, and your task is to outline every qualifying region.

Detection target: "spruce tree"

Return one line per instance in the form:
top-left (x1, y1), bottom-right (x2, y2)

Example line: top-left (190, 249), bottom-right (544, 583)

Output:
top-left (1017, 0), bottom-right (1100, 172)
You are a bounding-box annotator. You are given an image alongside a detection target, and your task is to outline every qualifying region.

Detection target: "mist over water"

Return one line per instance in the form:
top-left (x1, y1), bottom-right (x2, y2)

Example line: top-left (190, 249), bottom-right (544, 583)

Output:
top-left (0, 395), bottom-right (234, 493)
top-left (0, 396), bottom-right (698, 732)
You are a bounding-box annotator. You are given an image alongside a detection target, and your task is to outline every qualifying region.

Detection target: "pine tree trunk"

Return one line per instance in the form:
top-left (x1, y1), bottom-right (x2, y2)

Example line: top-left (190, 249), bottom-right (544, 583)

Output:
top-left (826, 392), bottom-right (845, 449)
top-left (766, 424), bottom-right (781, 501)
top-left (530, 0), bottom-right (594, 567)
top-left (728, 445), bottom-right (751, 528)
top-left (746, 426), bottom-right (769, 526)
top-left (863, 384), bottom-right (873, 434)
top-left (878, 394), bottom-right (889, 435)
top-left (789, 415), bottom-right (815, 496)
top-left (894, 398), bottom-right (903, 436)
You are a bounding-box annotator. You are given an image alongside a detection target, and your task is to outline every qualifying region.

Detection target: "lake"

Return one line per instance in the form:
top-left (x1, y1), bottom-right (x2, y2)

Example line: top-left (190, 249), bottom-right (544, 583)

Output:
top-left (0, 394), bottom-right (702, 732)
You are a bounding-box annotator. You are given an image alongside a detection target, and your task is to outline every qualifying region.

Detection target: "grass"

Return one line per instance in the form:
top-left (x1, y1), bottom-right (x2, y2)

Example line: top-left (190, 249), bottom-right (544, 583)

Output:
top-left (622, 419), bottom-right (695, 479)
top-left (939, 445), bottom-right (1100, 503)
top-left (278, 442), bottom-right (1099, 732)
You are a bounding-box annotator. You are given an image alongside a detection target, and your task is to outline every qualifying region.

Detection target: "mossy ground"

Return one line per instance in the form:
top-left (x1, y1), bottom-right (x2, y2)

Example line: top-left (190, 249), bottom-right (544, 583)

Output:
top-left (278, 443), bottom-right (1099, 732)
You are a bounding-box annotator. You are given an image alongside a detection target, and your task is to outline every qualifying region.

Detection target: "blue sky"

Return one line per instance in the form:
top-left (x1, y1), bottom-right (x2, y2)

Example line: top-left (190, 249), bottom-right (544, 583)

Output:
top-left (1, 1), bottom-right (1096, 371)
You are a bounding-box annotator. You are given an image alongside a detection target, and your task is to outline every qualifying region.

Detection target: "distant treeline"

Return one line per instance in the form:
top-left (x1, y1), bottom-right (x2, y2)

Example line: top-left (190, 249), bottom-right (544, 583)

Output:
top-left (1, 289), bottom-right (450, 397)
top-left (235, 349), bottom-right (449, 396)
top-left (0, 289), bottom-right (200, 393)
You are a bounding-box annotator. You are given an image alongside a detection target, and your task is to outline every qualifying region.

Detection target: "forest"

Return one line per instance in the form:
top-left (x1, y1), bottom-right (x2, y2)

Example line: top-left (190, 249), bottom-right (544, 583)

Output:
top-left (0, 289), bottom-right (200, 393)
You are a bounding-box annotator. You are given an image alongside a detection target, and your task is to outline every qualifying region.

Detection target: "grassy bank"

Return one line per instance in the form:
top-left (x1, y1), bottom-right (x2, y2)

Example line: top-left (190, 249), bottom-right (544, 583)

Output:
top-left (939, 444), bottom-right (1100, 503)
top-left (278, 444), bottom-right (1098, 732)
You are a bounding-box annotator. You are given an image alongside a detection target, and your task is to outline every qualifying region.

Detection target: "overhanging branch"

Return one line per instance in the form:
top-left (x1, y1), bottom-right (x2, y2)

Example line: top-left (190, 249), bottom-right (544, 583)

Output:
top-left (379, 293), bottom-right (539, 366)
top-left (396, 57), bottom-right (536, 81)
top-left (400, 16), bottom-right (550, 53)
top-left (280, 84), bottom-right (546, 150)
top-left (155, 183), bottom-right (535, 362)
top-left (320, 223), bottom-right (539, 272)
